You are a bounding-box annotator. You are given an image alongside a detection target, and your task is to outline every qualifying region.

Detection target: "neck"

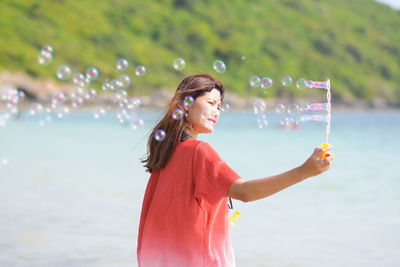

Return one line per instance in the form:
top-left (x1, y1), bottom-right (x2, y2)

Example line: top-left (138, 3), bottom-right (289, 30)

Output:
top-left (184, 125), bottom-right (198, 139)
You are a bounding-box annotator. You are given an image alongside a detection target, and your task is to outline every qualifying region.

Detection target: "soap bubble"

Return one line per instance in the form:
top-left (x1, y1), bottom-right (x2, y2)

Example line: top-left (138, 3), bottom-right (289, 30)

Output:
top-left (253, 99), bottom-right (266, 114)
top-left (52, 92), bottom-right (67, 104)
top-left (71, 96), bottom-right (84, 108)
top-left (287, 103), bottom-right (300, 114)
top-left (281, 76), bottom-right (292, 87)
top-left (73, 73), bottom-right (85, 85)
top-left (155, 129), bottom-right (166, 142)
top-left (0, 158), bottom-right (9, 169)
top-left (279, 117), bottom-right (299, 130)
top-left (306, 80), bottom-right (313, 88)
top-left (56, 105), bottom-right (70, 119)
top-left (119, 74), bottom-right (131, 88)
top-left (110, 79), bottom-right (121, 91)
top-left (38, 51), bottom-right (52, 65)
top-left (135, 65), bottom-right (146, 77)
top-left (296, 78), bottom-right (307, 89)
top-left (115, 89), bottom-right (128, 102)
top-left (213, 60), bottom-right (226, 73)
top-left (86, 67), bottom-right (99, 80)
top-left (173, 58), bottom-right (186, 70)
top-left (45, 102), bottom-right (57, 113)
top-left (56, 65), bottom-right (72, 80)
top-left (126, 97), bottom-right (142, 109)
top-left (172, 108), bottom-right (184, 120)
top-left (257, 114), bottom-right (268, 128)
top-left (84, 88), bottom-right (97, 100)
top-left (79, 77), bottom-right (91, 88)
top-left (116, 58), bottom-right (129, 71)
top-left (260, 77), bottom-right (273, 89)
top-left (94, 108), bottom-right (106, 119)
top-left (102, 82), bottom-right (111, 91)
top-left (41, 44), bottom-right (53, 54)
top-left (184, 96), bottom-right (194, 108)
top-left (132, 118), bottom-right (145, 130)
top-left (249, 76), bottom-right (261, 87)
top-left (29, 103), bottom-right (43, 116)
top-left (275, 103), bottom-right (286, 114)
top-left (301, 104), bottom-right (310, 112)
top-left (221, 103), bottom-right (230, 112)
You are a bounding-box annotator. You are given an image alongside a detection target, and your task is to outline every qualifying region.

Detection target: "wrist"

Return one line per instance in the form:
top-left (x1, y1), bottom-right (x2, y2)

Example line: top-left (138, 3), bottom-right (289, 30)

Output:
top-left (295, 165), bottom-right (311, 181)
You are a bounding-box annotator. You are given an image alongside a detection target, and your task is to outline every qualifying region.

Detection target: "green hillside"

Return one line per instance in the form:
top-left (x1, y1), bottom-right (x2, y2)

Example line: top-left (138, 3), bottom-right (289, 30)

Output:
top-left (0, 0), bottom-right (399, 105)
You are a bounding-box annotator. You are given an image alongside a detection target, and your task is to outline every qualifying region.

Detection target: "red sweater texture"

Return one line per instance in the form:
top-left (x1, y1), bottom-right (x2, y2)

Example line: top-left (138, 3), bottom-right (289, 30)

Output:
top-left (137, 139), bottom-right (241, 267)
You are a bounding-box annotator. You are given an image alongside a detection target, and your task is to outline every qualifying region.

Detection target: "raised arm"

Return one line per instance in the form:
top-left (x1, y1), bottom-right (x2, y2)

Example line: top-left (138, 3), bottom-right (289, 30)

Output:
top-left (227, 147), bottom-right (334, 202)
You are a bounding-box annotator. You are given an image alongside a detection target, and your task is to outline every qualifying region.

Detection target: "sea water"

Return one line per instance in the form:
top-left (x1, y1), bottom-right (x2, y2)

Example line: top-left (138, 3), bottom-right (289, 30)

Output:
top-left (0, 110), bottom-right (399, 266)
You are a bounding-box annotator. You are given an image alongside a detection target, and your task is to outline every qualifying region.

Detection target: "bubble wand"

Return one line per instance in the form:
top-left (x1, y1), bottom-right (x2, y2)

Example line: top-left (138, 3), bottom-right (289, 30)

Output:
top-left (306, 79), bottom-right (333, 158)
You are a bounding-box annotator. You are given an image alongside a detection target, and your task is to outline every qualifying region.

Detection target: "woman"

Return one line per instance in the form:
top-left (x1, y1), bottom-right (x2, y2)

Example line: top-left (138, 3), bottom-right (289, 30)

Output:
top-left (138, 74), bottom-right (334, 267)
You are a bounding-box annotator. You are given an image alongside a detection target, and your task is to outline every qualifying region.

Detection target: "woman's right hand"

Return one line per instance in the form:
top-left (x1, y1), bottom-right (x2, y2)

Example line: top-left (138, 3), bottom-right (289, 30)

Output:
top-left (300, 147), bottom-right (334, 178)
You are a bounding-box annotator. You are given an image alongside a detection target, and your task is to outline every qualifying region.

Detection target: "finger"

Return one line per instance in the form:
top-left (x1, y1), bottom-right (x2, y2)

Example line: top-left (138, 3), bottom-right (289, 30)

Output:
top-left (325, 154), bottom-right (335, 162)
top-left (322, 146), bottom-right (331, 153)
top-left (313, 147), bottom-right (324, 157)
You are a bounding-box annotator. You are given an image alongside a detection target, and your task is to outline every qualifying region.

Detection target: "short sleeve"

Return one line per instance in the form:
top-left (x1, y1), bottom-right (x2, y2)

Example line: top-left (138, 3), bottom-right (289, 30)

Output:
top-left (192, 142), bottom-right (241, 205)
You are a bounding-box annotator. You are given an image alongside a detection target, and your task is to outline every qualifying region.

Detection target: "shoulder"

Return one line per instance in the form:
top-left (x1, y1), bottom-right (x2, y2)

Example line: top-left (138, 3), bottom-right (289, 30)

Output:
top-left (180, 139), bottom-right (220, 159)
top-left (191, 140), bottom-right (221, 162)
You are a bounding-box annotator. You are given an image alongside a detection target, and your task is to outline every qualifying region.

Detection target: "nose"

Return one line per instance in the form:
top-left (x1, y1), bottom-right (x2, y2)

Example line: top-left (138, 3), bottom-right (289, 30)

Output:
top-left (213, 109), bottom-right (220, 120)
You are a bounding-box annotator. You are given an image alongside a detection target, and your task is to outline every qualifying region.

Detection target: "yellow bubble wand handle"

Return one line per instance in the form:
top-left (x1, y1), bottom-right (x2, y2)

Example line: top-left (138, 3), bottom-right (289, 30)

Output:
top-left (321, 143), bottom-right (333, 158)
top-left (229, 211), bottom-right (240, 230)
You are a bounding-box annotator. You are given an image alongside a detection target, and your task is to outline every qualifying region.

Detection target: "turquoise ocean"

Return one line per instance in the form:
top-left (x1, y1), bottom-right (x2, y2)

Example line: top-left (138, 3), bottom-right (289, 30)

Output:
top-left (1, 110), bottom-right (399, 266)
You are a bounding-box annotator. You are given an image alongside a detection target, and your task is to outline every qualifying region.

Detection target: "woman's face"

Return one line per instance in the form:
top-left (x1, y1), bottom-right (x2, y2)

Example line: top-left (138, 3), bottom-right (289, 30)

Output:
top-left (187, 89), bottom-right (222, 135)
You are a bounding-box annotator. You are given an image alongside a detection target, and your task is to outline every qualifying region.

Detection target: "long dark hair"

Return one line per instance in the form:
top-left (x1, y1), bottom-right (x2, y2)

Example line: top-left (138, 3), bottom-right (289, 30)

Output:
top-left (141, 74), bottom-right (225, 173)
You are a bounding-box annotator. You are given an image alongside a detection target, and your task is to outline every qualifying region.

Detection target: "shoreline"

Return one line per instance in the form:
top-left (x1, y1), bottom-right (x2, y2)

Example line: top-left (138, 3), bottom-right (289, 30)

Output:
top-left (1, 71), bottom-right (399, 112)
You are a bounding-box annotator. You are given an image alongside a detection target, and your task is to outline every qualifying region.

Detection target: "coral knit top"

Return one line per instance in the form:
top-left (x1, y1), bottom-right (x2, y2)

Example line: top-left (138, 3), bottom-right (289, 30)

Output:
top-left (137, 138), bottom-right (241, 267)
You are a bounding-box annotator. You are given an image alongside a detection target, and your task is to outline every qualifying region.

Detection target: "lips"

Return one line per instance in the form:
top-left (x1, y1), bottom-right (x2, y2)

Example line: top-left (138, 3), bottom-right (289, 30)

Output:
top-left (207, 118), bottom-right (216, 124)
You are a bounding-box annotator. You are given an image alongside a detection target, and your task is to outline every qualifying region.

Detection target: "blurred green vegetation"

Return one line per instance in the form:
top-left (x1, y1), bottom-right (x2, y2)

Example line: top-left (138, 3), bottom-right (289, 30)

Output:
top-left (0, 0), bottom-right (399, 104)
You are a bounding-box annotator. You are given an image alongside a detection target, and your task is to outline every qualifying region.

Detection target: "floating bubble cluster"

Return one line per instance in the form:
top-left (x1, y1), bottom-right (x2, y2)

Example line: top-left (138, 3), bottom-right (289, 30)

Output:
top-left (253, 99), bottom-right (268, 128)
top-left (0, 87), bottom-right (25, 126)
top-left (14, 44), bottom-right (336, 137)
top-left (213, 60), bottom-right (226, 73)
